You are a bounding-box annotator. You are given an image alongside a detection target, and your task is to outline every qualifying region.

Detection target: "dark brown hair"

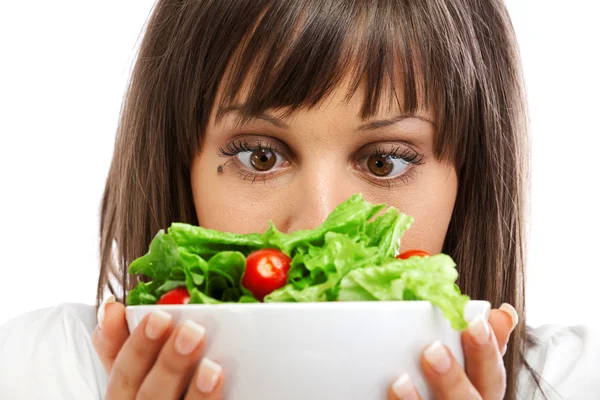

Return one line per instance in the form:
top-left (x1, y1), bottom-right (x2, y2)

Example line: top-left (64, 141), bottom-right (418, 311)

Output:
top-left (97, 1), bottom-right (530, 398)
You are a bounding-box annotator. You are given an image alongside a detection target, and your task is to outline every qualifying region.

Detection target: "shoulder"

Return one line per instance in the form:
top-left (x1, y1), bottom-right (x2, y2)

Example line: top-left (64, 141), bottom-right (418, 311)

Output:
top-left (519, 324), bottom-right (600, 399)
top-left (0, 303), bottom-right (107, 399)
top-left (0, 302), bottom-right (99, 336)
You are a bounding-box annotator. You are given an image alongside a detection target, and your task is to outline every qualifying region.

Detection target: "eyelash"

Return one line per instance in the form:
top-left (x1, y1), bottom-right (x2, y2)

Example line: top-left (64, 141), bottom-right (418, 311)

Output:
top-left (372, 146), bottom-right (424, 164)
top-left (218, 140), bottom-right (275, 157)
top-left (364, 146), bottom-right (424, 188)
top-left (218, 140), bottom-right (284, 183)
top-left (217, 139), bottom-right (424, 187)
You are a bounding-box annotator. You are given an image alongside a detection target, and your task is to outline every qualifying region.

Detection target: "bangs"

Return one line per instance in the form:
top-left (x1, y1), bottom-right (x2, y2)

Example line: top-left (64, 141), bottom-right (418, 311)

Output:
top-left (216, 0), bottom-right (429, 123)
top-left (210, 0), bottom-right (481, 166)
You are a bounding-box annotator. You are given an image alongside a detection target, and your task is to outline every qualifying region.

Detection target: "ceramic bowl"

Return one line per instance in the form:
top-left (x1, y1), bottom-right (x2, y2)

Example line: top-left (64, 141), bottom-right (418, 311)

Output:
top-left (126, 300), bottom-right (490, 400)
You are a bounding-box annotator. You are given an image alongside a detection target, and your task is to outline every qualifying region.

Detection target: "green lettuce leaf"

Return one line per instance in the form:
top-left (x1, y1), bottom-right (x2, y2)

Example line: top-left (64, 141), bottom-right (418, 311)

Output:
top-left (189, 287), bottom-right (222, 304)
top-left (264, 232), bottom-right (382, 302)
top-left (179, 248), bottom-right (209, 295)
top-left (155, 280), bottom-right (186, 296)
top-left (207, 251), bottom-right (246, 286)
top-left (265, 194), bottom-right (385, 254)
top-left (205, 251), bottom-right (246, 302)
top-left (338, 254), bottom-right (469, 330)
top-left (129, 230), bottom-right (180, 281)
top-left (168, 223), bottom-right (266, 258)
top-left (180, 250), bottom-right (247, 303)
top-left (127, 281), bottom-right (159, 305)
top-left (365, 207), bottom-right (414, 258)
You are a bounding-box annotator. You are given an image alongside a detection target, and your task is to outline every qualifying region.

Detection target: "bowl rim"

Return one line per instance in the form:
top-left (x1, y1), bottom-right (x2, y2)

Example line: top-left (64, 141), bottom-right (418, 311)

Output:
top-left (125, 299), bottom-right (490, 311)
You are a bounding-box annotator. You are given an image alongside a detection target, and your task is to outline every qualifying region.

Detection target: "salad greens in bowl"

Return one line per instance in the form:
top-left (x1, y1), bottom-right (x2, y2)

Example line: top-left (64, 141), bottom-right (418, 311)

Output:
top-left (125, 194), bottom-right (490, 399)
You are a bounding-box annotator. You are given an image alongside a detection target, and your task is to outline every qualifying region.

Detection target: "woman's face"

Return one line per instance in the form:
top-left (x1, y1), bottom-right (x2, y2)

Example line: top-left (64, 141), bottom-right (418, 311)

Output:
top-left (191, 76), bottom-right (457, 254)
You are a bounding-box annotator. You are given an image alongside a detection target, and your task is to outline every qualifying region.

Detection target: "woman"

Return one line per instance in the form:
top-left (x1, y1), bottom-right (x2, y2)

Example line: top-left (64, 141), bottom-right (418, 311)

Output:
top-left (1, 0), bottom-right (598, 399)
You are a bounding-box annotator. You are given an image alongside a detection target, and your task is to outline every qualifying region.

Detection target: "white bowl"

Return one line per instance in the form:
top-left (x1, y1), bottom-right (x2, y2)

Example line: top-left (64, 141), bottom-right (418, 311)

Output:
top-left (126, 300), bottom-right (490, 400)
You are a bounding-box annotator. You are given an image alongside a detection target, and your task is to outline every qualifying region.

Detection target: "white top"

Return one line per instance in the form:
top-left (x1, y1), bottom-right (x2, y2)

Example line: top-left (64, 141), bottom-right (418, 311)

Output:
top-left (0, 303), bottom-right (598, 399)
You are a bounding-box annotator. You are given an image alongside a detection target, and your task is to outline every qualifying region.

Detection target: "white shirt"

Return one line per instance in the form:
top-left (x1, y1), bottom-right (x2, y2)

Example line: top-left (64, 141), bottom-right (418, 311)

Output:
top-left (0, 303), bottom-right (598, 399)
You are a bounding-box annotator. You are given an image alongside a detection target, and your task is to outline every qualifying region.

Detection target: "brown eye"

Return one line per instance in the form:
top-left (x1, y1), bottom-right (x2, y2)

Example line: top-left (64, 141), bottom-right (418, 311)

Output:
top-left (367, 154), bottom-right (394, 176)
top-left (250, 148), bottom-right (277, 171)
top-left (234, 144), bottom-right (286, 173)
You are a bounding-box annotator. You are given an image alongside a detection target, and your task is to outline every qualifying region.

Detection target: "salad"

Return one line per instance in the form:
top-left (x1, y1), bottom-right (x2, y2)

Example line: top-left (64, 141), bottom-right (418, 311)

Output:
top-left (127, 194), bottom-right (470, 330)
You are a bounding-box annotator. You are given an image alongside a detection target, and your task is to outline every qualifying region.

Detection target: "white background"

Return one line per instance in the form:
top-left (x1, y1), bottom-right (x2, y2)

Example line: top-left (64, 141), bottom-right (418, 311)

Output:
top-left (0, 1), bottom-right (598, 328)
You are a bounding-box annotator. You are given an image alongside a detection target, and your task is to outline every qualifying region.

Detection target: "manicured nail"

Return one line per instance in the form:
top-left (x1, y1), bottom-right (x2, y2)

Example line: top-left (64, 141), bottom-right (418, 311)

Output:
top-left (468, 315), bottom-right (491, 346)
top-left (392, 373), bottom-right (418, 400)
top-left (196, 357), bottom-right (222, 393)
top-left (96, 294), bottom-right (115, 330)
top-left (175, 320), bottom-right (206, 355)
top-left (144, 310), bottom-right (172, 340)
top-left (500, 303), bottom-right (519, 332)
top-left (424, 341), bottom-right (451, 374)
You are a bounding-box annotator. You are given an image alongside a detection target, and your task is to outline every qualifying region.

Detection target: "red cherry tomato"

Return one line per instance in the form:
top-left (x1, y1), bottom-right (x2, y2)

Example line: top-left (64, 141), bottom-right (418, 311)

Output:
top-left (397, 249), bottom-right (431, 259)
top-left (242, 249), bottom-right (291, 301)
top-left (157, 287), bottom-right (191, 305)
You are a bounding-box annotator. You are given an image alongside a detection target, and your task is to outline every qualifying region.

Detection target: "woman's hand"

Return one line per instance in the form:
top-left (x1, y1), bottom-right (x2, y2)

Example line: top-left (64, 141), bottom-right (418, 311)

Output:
top-left (91, 295), bottom-right (224, 399)
top-left (389, 304), bottom-right (519, 400)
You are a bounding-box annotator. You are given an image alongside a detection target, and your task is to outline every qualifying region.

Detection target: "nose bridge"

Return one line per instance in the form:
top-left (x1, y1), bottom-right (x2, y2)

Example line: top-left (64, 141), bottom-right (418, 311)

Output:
top-left (287, 160), bottom-right (353, 232)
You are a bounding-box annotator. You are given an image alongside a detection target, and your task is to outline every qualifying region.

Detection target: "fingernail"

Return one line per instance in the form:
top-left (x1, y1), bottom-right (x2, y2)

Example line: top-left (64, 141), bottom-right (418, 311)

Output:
top-left (424, 341), bottom-right (451, 374)
top-left (467, 315), bottom-right (491, 346)
top-left (196, 357), bottom-right (222, 393)
top-left (96, 294), bottom-right (115, 330)
top-left (175, 320), bottom-right (206, 355)
top-left (145, 310), bottom-right (172, 340)
top-left (392, 373), bottom-right (418, 400)
top-left (500, 303), bottom-right (519, 332)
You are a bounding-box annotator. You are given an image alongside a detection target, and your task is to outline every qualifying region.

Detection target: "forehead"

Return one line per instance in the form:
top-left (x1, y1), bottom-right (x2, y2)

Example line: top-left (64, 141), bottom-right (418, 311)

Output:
top-left (212, 77), bottom-right (435, 135)
top-left (210, 60), bottom-right (433, 130)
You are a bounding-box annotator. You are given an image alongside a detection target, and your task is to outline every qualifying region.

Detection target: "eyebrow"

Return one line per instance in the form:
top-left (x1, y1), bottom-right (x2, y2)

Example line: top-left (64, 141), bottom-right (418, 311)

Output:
top-left (355, 114), bottom-right (435, 131)
top-left (216, 104), bottom-right (434, 131)
top-left (216, 105), bottom-right (290, 129)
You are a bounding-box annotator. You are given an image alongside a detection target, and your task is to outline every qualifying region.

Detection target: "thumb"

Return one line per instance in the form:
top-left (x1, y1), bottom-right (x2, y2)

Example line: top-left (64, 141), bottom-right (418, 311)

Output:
top-left (488, 303), bottom-right (519, 356)
top-left (91, 295), bottom-right (129, 374)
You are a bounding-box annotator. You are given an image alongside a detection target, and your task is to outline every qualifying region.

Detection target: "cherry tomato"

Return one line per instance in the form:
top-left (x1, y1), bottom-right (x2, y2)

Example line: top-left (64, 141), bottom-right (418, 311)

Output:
top-left (156, 287), bottom-right (191, 305)
top-left (397, 249), bottom-right (431, 259)
top-left (242, 248), bottom-right (291, 301)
